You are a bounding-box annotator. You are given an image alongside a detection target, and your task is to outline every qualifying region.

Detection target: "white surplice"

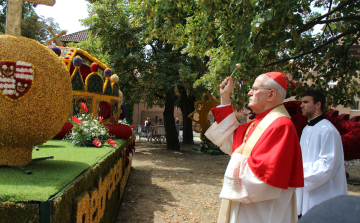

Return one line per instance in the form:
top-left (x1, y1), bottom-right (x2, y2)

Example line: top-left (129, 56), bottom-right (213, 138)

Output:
top-left (205, 113), bottom-right (298, 223)
top-left (296, 119), bottom-right (348, 215)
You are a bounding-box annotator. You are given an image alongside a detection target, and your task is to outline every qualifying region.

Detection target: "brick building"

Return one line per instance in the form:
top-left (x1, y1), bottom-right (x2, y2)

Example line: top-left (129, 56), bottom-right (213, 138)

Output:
top-left (132, 103), bottom-right (184, 126)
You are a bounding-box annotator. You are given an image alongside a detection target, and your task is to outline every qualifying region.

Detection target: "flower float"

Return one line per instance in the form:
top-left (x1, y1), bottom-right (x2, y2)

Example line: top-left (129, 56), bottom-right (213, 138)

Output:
top-left (0, 35), bottom-right (72, 166)
top-left (65, 102), bottom-right (115, 147)
top-left (57, 46), bottom-right (122, 124)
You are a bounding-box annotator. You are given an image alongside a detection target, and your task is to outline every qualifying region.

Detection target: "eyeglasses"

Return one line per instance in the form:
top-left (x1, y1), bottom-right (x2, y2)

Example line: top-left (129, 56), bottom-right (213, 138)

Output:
top-left (249, 87), bottom-right (273, 92)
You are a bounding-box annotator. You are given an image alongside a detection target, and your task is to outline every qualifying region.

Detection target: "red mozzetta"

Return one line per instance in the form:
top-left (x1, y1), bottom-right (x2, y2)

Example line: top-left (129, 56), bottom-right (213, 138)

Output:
top-left (211, 104), bottom-right (304, 189)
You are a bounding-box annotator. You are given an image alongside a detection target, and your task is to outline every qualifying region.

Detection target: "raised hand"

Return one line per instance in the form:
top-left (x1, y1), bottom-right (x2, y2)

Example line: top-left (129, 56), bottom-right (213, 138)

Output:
top-left (220, 76), bottom-right (233, 105)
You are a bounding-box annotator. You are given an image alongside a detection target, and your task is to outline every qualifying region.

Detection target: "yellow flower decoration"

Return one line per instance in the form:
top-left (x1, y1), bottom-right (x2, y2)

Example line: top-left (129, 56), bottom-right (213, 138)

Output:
top-left (0, 35), bottom-right (72, 166)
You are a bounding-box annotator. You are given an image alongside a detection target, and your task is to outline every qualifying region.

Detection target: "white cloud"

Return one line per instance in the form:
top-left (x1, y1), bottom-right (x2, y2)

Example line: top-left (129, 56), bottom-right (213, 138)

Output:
top-left (34, 0), bottom-right (89, 34)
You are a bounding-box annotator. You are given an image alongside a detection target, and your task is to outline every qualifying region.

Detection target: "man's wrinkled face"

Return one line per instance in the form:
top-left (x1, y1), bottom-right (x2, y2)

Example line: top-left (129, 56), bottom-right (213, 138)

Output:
top-left (248, 75), bottom-right (271, 113)
top-left (300, 96), bottom-right (318, 119)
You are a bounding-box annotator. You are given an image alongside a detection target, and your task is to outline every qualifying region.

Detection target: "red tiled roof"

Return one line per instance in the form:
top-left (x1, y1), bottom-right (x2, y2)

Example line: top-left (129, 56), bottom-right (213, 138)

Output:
top-left (60, 30), bottom-right (89, 43)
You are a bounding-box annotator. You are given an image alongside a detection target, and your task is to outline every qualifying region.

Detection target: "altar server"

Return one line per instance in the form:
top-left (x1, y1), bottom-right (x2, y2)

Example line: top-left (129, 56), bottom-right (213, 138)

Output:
top-left (205, 72), bottom-right (304, 223)
top-left (296, 89), bottom-right (348, 216)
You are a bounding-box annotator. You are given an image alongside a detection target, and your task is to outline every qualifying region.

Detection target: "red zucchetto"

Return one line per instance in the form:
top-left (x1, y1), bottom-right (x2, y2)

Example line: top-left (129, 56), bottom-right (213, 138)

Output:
top-left (264, 72), bottom-right (287, 91)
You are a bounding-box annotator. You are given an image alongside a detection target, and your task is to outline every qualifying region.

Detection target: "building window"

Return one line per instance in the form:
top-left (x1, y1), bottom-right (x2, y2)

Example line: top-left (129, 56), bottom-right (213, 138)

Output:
top-left (351, 101), bottom-right (359, 110)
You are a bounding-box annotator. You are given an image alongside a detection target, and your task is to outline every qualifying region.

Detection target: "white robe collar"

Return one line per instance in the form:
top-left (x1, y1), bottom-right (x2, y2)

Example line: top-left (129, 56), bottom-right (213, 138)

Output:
top-left (307, 114), bottom-right (324, 126)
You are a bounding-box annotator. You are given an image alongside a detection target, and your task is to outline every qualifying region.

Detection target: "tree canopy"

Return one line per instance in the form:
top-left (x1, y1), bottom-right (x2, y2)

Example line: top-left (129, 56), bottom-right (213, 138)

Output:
top-left (127, 0), bottom-right (360, 109)
top-left (80, 1), bottom-right (222, 147)
top-left (81, 0), bottom-right (359, 151)
top-left (0, 0), bottom-right (60, 43)
top-left (82, 0), bottom-right (211, 149)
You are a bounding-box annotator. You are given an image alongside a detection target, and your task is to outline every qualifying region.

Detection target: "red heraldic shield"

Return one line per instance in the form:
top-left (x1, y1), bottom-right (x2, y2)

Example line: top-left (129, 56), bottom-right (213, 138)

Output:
top-left (0, 61), bottom-right (34, 99)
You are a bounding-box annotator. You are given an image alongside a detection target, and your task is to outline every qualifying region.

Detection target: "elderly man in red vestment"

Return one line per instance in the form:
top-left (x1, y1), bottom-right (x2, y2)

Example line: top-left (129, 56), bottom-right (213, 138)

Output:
top-left (205, 72), bottom-right (304, 223)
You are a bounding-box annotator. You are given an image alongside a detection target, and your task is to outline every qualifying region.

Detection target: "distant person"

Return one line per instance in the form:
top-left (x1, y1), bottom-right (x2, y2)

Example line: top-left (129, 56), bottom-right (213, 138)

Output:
top-left (296, 89), bottom-right (347, 217)
top-left (145, 117), bottom-right (152, 141)
top-left (175, 118), bottom-right (180, 135)
top-left (205, 72), bottom-right (304, 223)
top-left (154, 119), bottom-right (164, 143)
top-left (144, 117), bottom-right (149, 126)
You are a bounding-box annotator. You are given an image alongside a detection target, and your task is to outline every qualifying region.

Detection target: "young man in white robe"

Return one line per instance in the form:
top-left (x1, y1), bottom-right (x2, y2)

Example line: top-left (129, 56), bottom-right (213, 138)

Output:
top-left (205, 72), bottom-right (304, 223)
top-left (296, 89), bottom-right (348, 217)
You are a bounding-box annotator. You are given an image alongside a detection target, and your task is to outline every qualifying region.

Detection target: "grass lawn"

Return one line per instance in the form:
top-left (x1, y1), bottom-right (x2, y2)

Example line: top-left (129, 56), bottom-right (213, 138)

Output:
top-left (0, 139), bottom-right (123, 202)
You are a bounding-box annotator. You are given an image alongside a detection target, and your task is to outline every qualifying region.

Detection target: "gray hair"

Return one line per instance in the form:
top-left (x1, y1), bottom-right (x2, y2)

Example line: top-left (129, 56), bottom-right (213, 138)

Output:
top-left (262, 77), bottom-right (286, 101)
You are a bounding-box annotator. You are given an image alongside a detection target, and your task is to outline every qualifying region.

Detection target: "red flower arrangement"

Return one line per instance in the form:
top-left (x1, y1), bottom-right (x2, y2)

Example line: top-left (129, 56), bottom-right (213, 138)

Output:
top-left (92, 140), bottom-right (102, 147)
top-left (65, 111), bottom-right (114, 147)
top-left (53, 122), bottom-right (74, 139)
top-left (72, 116), bottom-right (82, 124)
top-left (285, 102), bottom-right (360, 160)
top-left (107, 139), bottom-right (117, 146)
top-left (99, 101), bottom-right (111, 119)
top-left (54, 123), bottom-right (134, 140)
top-left (104, 124), bottom-right (132, 139)
top-left (81, 102), bottom-right (88, 113)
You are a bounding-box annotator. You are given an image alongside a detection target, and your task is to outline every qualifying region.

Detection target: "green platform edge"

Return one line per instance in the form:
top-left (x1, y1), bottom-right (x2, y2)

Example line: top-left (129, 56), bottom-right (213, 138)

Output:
top-left (0, 136), bottom-right (134, 223)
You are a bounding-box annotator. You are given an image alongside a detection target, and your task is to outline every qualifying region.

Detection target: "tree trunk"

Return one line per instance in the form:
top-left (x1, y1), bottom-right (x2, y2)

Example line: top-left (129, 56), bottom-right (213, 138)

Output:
top-left (163, 86), bottom-right (180, 150)
top-left (178, 85), bottom-right (195, 145)
top-left (123, 92), bottom-right (134, 125)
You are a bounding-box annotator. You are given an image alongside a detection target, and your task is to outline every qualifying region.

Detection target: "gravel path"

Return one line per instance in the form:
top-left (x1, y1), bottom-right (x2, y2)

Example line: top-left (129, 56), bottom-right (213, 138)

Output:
top-left (116, 142), bottom-right (360, 222)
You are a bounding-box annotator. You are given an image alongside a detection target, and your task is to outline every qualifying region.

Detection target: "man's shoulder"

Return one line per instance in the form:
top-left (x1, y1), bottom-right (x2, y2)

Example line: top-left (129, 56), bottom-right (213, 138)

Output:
top-left (303, 119), bottom-right (341, 140)
top-left (313, 119), bottom-right (335, 129)
top-left (315, 119), bottom-right (340, 134)
top-left (265, 116), bottom-right (297, 134)
top-left (271, 116), bottom-right (294, 127)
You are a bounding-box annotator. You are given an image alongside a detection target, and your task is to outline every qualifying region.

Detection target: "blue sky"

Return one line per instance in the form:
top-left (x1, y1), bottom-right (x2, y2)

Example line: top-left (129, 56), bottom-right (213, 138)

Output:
top-left (35, 0), bottom-right (89, 34)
